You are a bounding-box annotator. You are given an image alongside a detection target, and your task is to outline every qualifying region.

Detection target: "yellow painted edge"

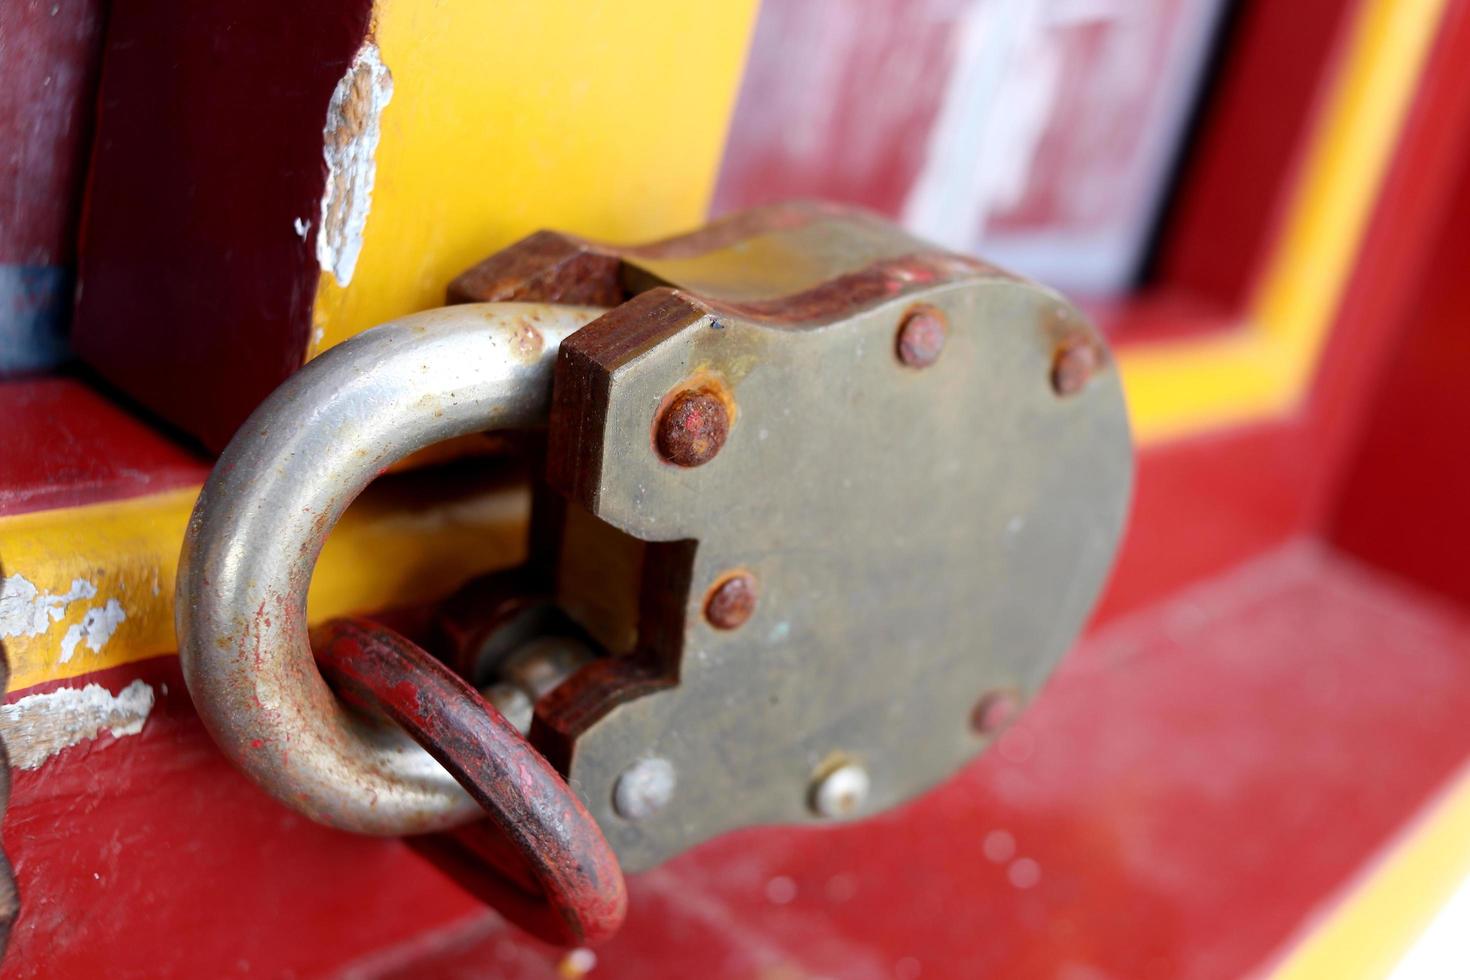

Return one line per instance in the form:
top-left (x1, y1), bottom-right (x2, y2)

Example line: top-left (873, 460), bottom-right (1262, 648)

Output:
top-left (308, 0), bottom-right (762, 356)
top-left (1270, 761), bottom-right (1470, 979)
top-left (0, 481), bottom-right (528, 692)
top-left (1119, 0), bottom-right (1447, 443)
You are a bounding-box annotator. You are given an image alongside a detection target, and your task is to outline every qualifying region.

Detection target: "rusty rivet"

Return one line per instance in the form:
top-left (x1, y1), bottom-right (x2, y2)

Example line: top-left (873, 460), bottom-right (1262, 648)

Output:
top-left (705, 572), bottom-right (756, 630)
top-left (1051, 337), bottom-right (1100, 396)
top-left (895, 305), bottom-right (947, 368)
top-left (971, 690), bottom-right (1021, 735)
top-left (655, 388), bottom-right (729, 467)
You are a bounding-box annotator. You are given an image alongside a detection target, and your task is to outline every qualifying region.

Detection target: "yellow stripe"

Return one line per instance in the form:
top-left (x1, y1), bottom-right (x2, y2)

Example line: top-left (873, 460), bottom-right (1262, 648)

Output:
top-left (1119, 0), bottom-right (1447, 442)
top-left (1271, 764), bottom-right (1470, 978)
top-left (0, 482), bottom-right (527, 692)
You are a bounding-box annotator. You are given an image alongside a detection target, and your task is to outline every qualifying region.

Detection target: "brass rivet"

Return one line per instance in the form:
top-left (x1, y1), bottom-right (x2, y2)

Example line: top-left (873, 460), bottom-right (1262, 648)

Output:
top-left (655, 388), bottom-right (730, 467)
top-left (895, 305), bottom-right (947, 368)
top-left (705, 572), bottom-right (756, 630)
top-left (971, 689), bottom-right (1022, 735)
top-left (1051, 338), bottom-right (1100, 396)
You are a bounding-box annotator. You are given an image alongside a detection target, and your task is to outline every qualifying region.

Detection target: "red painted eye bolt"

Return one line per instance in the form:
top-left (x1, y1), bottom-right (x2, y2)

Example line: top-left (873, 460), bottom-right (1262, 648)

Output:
top-left (312, 617), bottom-right (627, 947)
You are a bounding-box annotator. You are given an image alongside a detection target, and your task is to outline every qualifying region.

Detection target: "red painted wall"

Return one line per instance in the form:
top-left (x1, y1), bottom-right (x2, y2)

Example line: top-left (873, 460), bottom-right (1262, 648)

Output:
top-left (1330, 109), bottom-right (1470, 606)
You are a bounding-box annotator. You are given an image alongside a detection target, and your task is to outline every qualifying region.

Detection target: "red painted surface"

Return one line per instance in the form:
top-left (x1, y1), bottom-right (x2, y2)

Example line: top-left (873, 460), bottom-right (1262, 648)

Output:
top-left (8, 544), bottom-right (1470, 977)
top-left (1313, 0), bottom-right (1470, 559)
top-left (1155, 0), bottom-right (1355, 307)
top-left (70, 0), bottom-right (375, 451)
top-left (711, 0), bottom-right (954, 219)
top-left (0, 658), bottom-right (482, 979)
top-left (1094, 422), bottom-right (1312, 624)
top-left (0, 0), bottom-right (105, 266)
top-left (0, 0), bottom-right (107, 374)
top-left (713, 0), bottom-right (1228, 296)
top-left (0, 377), bottom-right (207, 517)
top-left (1329, 22), bottom-right (1470, 606)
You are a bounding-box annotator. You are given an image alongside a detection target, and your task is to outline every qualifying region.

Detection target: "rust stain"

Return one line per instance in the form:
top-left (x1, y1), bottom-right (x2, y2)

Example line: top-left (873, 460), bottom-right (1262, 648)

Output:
top-left (970, 689), bottom-right (1022, 735)
top-left (509, 316), bottom-right (545, 363)
top-left (653, 382), bottom-right (732, 468)
top-left (703, 571), bottom-right (757, 631)
top-left (1052, 336), bottom-right (1102, 397)
top-left (895, 303), bottom-right (948, 368)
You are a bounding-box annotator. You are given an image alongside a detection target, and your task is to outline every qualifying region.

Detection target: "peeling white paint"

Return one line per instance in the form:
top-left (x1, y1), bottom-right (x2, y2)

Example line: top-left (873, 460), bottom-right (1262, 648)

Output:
top-left (58, 599), bottom-right (127, 664)
top-left (0, 680), bottom-right (155, 770)
top-left (902, 0), bottom-right (1062, 250)
top-left (0, 575), bottom-right (97, 639)
top-left (316, 42), bottom-right (393, 287)
top-left (293, 216), bottom-right (312, 240)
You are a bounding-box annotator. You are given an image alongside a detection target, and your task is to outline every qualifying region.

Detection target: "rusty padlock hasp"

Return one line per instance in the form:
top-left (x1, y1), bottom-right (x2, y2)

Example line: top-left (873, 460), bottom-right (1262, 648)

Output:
top-left (176, 303), bottom-right (604, 835)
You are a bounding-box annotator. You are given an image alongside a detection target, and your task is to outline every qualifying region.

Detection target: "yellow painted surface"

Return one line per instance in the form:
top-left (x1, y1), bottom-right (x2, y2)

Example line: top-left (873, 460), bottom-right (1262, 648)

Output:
top-left (0, 0), bottom-right (760, 693)
top-left (1118, 0), bottom-right (1447, 442)
top-left (0, 480), bottom-right (528, 692)
top-left (309, 0), bottom-right (761, 356)
top-left (1271, 763), bottom-right (1470, 979)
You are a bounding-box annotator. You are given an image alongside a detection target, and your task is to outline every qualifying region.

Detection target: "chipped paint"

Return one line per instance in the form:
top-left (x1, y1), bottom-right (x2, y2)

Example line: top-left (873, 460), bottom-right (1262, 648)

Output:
top-left (316, 41), bottom-right (393, 287)
top-left (902, 0), bottom-right (1063, 251)
top-left (0, 479), bottom-right (531, 692)
top-left (58, 598), bottom-right (127, 664)
top-left (0, 574), bottom-right (97, 638)
top-left (0, 679), bottom-right (155, 770)
top-left (901, 0), bottom-right (1228, 292)
top-left (2, 572), bottom-right (130, 667)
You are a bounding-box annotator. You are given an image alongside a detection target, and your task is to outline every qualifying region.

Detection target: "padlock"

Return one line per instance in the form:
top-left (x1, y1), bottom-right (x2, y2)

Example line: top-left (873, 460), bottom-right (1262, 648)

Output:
top-left (176, 202), bottom-right (1132, 945)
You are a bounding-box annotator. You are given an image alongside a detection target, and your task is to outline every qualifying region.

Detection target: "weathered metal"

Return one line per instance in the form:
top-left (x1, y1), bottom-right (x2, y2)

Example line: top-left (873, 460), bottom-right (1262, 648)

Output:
top-left (703, 572), bottom-right (757, 630)
top-left (654, 386), bottom-right (731, 467)
top-left (969, 689), bottom-right (1022, 735)
top-left (483, 683), bottom-right (535, 735)
top-left (175, 302), bottom-right (604, 835)
top-left (480, 636), bottom-right (597, 735)
top-left (1051, 335), bottom-right (1102, 396)
top-left (456, 202), bottom-right (1133, 871)
top-left (611, 757), bottom-right (677, 821)
top-left (312, 617), bottom-right (626, 946)
top-left (894, 304), bottom-right (948, 368)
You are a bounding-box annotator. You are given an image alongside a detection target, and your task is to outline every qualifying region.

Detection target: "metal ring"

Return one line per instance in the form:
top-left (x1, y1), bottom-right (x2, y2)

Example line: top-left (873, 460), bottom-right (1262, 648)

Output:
top-left (176, 303), bottom-right (603, 834)
top-left (313, 618), bottom-right (627, 945)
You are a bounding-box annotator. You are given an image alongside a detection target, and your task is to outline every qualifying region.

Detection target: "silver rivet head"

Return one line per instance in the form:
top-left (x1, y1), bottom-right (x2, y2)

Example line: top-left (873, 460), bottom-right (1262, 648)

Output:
top-left (483, 682), bottom-right (534, 735)
top-left (810, 762), bottom-right (870, 818)
top-left (613, 757), bottom-right (676, 821)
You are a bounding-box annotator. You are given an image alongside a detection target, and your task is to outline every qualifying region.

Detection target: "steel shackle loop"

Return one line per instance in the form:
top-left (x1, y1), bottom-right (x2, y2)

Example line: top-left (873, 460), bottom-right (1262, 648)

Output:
top-left (176, 303), bottom-right (604, 835)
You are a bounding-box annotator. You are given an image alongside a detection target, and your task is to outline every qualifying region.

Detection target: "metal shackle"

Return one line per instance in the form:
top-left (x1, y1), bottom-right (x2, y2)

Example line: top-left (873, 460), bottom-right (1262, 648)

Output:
top-left (176, 303), bottom-right (603, 835)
